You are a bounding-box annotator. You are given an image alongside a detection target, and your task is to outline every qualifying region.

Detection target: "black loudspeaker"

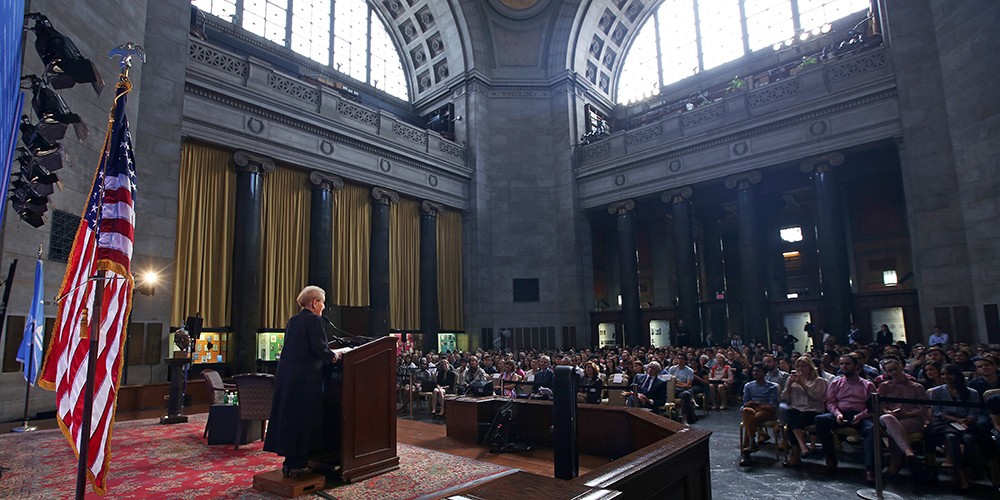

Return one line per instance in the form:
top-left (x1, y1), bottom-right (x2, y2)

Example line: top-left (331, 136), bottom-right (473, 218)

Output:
top-left (185, 315), bottom-right (203, 340)
top-left (468, 380), bottom-right (493, 397)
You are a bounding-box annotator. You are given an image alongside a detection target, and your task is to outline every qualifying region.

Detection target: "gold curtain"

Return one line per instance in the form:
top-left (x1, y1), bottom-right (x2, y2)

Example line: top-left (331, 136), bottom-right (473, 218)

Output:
top-left (172, 142), bottom-right (236, 327)
top-left (331, 183), bottom-right (370, 306)
top-left (259, 167), bottom-right (310, 328)
top-left (390, 197), bottom-right (420, 330)
top-left (437, 210), bottom-right (463, 330)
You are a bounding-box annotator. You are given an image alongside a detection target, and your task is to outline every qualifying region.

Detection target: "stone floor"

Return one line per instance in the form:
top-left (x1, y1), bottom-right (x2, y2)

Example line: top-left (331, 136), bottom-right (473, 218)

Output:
top-left (401, 401), bottom-right (995, 499)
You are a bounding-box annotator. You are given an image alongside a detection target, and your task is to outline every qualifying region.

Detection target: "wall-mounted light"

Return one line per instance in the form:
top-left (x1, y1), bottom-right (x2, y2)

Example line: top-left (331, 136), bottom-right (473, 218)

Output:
top-left (135, 270), bottom-right (159, 296)
top-left (883, 269), bottom-right (898, 287)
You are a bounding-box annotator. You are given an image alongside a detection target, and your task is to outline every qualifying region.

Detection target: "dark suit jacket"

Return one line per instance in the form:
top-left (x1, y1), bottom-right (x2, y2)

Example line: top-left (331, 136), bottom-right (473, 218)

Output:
top-left (634, 373), bottom-right (668, 409)
top-left (531, 369), bottom-right (554, 397)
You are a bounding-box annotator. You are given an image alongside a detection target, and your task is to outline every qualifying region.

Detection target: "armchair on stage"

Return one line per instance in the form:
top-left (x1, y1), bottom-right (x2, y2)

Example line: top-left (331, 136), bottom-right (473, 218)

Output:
top-left (314, 336), bottom-right (399, 482)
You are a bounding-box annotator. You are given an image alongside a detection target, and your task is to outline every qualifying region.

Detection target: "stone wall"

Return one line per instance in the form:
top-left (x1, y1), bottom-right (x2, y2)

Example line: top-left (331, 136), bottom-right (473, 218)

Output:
top-left (930, 0), bottom-right (1000, 339)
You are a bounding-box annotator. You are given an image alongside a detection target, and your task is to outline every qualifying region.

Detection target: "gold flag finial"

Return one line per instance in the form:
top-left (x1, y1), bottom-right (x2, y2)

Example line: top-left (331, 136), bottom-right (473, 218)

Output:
top-left (79, 308), bottom-right (89, 339)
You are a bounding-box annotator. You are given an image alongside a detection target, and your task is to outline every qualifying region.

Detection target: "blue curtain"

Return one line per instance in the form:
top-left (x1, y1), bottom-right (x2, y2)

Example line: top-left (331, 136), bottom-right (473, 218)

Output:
top-left (1, 0), bottom-right (26, 224)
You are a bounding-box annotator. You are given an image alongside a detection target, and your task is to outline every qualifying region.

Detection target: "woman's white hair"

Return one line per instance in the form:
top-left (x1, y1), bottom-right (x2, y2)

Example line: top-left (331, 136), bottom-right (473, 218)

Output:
top-left (296, 285), bottom-right (326, 308)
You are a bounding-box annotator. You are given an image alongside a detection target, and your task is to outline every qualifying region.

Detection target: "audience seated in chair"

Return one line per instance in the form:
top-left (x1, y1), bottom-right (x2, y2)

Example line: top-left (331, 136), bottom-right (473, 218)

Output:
top-left (431, 360), bottom-right (457, 416)
top-left (815, 353), bottom-right (876, 482)
top-left (497, 359), bottom-right (522, 398)
top-left (708, 354), bottom-right (734, 410)
top-left (667, 355), bottom-right (697, 424)
top-left (876, 357), bottom-right (928, 476)
top-left (740, 362), bottom-right (780, 466)
top-left (626, 361), bottom-right (667, 412)
top-left (781, 357), bottom-right (828, 467)
top-left (577, 361), bottom-right (604, 405)
top-left (925, 363), bottom-right (981, 490)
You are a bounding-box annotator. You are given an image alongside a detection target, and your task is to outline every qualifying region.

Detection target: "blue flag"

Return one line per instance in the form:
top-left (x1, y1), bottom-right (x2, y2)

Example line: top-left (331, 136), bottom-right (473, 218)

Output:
top-left (16, 257), bottom-right (44, 385)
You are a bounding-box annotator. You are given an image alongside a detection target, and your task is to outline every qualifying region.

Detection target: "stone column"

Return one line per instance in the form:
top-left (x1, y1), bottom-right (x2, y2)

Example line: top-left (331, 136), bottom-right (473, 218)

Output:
top-left (662, 187), bottom-right (700, 346)
top-left (726, 171), bottom-right (768, 344)
top-left (609, 200), bottom-right (642, 347)
top-left (231, 150), bottom-right (274, 374)
top-left (308, 171), bottom-right (343, 296)
top-left (698, 206), bottom-right (728, 343)
top-left (801, 153), bottom-right (853, 343)
top-left (420, 200), bottom-right (444, 354)
top-left (369, 186), bottom-right (399, 338)
top-left (761, 199), bottom-right (787, 302)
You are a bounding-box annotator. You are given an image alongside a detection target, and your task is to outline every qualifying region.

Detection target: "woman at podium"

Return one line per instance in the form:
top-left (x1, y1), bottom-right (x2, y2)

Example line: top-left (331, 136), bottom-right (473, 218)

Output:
top-left (264, 285), bottom-right (346, 478)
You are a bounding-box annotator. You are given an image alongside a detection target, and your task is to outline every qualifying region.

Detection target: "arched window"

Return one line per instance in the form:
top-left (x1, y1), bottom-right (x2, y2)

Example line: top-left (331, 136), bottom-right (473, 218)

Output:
top-left (192, 0), bottom-right (409, 101)
top-left (616, 0), bottom-right (868, 103)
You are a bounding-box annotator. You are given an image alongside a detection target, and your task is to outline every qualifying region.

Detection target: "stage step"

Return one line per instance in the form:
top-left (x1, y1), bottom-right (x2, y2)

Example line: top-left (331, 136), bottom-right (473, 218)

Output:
top-left (252, 469), bottom-right (326, 498)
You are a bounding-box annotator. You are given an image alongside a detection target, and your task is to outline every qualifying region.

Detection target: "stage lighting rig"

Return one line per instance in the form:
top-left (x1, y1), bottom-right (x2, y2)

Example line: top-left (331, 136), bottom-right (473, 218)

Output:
top-left (8, 147), bottom-right (62, 228)
top-left (22, 75), bottom-right (89, 141)
top-left (25, 13), bottom-right (104, 95)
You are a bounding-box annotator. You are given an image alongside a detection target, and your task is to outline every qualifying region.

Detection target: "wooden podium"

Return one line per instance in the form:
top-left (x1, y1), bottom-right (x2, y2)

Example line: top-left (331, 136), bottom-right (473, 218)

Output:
top-left (312, 336), bottom-right (399, 482)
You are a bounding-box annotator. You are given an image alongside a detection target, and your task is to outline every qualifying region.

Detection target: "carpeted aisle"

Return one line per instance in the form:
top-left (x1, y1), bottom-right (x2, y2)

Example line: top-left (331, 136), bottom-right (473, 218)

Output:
top-left (0, 415), bottom-right (513, 499)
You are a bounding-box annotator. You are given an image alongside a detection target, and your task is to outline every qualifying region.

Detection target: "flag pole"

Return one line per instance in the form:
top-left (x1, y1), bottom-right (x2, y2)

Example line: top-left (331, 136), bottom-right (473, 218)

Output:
top-left (13, 245), bottom-right (42, 433)
top-left (75, 270), bottom-right (104, 499)
top-left (74, 43), bottom-right (144, 500)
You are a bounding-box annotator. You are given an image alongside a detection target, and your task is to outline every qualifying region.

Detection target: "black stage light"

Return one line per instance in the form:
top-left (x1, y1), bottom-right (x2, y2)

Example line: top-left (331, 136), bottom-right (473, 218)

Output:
top-left (30, 80), bottom-right (89, 141)
top-left (10, 178), bottom-right (49, 228)
top-left (20, 115), bottom-right (58, 154)
top-left (28, 13), bottom-right (104, 94)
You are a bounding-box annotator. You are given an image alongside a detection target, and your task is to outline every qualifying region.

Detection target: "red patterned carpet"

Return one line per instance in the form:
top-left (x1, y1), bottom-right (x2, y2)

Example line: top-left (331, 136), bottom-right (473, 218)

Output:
top-left (0, 414), bottom-right (514, 499)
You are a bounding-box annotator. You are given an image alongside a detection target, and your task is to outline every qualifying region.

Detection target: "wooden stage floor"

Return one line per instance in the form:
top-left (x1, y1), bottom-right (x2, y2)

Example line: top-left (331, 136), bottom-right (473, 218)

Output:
top-left (396, 417), bottom-right (611, 478)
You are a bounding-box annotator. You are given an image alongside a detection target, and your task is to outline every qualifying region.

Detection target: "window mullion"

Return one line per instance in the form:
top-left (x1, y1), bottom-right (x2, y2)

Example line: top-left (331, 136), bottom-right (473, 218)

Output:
top-left (790, 0), bottom-right (802, 32)
top-left (329, 0), bottom-right (336, 67)
top-left (738, 0), bottom-right (750, 55)
top-left (653, 11), bottom-right (665, 89)
top-left (365, 5), bottom-right (373, 86)
top-left (235, 0), bottom-right (245, 26)
top-left (285, 0), bottom-right (294, 48)
top-left (692, 0), bottom-right (704, 72)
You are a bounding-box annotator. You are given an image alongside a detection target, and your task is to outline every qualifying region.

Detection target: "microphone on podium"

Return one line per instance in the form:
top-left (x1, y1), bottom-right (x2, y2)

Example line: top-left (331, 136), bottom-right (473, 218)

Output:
top-left (321, 314), bottom-right (372, 346)
top-left (320, 314), bottom-right (349, 344)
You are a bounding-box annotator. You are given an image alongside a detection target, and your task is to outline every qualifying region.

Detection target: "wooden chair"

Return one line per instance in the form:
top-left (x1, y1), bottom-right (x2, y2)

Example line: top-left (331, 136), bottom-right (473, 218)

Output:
top-left (694, 392), bottom-right (709, 416)
top-left (233, 373), bottom-right (274, 449)
top-left (739, 419), bottom-right (784, 460)
top-left (659, 377), bottom-right (679, 419)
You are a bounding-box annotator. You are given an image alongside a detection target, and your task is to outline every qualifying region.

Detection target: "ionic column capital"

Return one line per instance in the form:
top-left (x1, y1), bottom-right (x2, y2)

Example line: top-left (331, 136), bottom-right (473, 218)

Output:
top-left (309, 171), bottom-right (344, 191)
top-left (724, 170), bottom-right (763, 190)
top-left (421, 200), bottom-right (444, 217)
top-left (799, 152), bottom-right (845, 174)
top-left (233, 150), bottom-right (276, 174)
top-left (608, 199), bottom-right (636, 215)
top-left (371, 186), bottom-right (400, 205)
top-left (661, 186), bottom-right (693, 205)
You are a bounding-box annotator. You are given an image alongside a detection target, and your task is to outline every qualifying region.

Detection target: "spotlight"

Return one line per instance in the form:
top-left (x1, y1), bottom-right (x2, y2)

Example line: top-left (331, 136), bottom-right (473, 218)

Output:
top-left (785, 38), bottom-right (794, 47)
top-left (772, 42), bottom-right (783, 51)
top-left (25, 75), bottom-right (89, 141)
top-left (811, 27), bottom-right (822, 36)
top-left (19, 115), bottom-right (70, 175)
top-left (821, 23), bottom-right (832, 34)
top-left (20, 115), bottom-right (59, 156)
top-left (135, 271), bottom-right (160, 296)
top-left (27, 13), bottom-right (104, 94)
top-left (799, 32), bottom-right (810, 41)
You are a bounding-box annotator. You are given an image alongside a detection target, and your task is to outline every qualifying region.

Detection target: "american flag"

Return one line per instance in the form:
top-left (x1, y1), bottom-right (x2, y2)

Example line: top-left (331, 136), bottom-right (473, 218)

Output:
top-left (38, 79), bottom-right (136, 495)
